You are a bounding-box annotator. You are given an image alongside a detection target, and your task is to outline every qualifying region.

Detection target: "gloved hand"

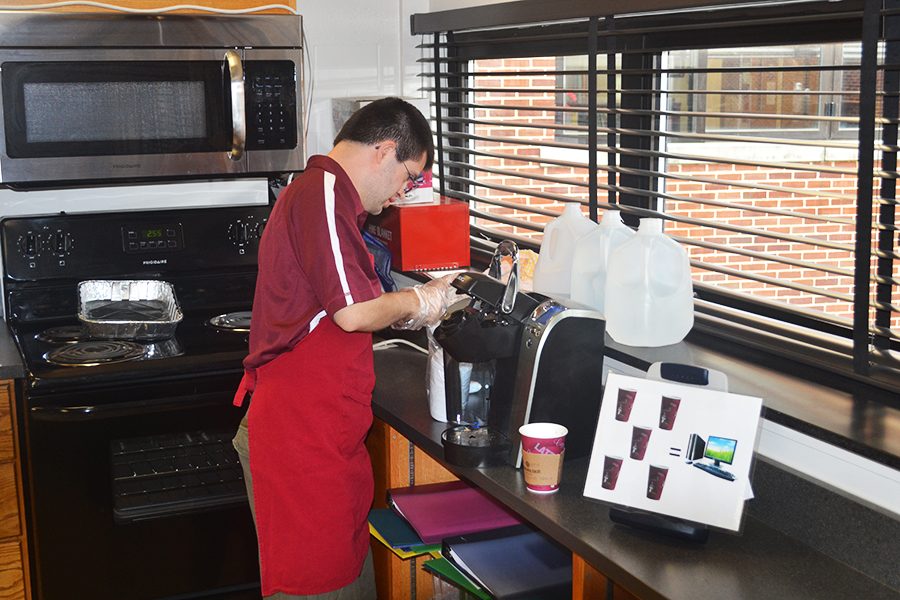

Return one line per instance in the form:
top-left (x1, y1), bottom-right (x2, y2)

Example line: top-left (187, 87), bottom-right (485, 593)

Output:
top-left (392, 274), bottom-right (457, 330)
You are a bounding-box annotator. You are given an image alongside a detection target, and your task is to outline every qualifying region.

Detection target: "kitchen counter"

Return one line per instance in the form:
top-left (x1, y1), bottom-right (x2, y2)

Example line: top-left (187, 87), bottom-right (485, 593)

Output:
top-left (0, 321), bottom-right (24, 380)
top-left (371, 345), bottom-right (900, 600)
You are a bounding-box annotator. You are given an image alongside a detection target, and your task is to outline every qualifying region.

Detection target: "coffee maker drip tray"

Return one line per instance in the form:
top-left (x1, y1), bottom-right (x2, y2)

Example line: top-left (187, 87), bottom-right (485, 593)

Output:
top-left (441, 425), bottom-right (510, 468)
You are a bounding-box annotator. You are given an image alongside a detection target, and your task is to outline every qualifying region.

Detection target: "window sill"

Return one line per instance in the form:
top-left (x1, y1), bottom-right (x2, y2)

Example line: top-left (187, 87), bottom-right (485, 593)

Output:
top-left (603, 328), bottom-right (900, 471)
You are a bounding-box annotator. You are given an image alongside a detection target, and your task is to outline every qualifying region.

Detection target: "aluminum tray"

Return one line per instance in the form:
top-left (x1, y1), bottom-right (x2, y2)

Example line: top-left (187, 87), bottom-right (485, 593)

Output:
top-left (77, 280), bottom-right (183, 341)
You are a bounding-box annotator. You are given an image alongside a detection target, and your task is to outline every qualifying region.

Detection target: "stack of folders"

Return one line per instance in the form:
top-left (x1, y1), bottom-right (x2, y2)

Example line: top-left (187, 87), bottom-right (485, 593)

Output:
top-left (383, 481), bottom-right (571, 599)
top-left (439, 524), bottom-right (573, 599)
top-left (367, 508), bottom-right (442, 559)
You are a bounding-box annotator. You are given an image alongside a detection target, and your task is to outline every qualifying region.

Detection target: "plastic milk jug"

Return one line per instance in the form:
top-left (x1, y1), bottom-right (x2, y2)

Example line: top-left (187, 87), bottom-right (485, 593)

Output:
top-left (570, 209), bottom-right (635, 313)
top-left (533, 202), bottom-right (596, 298)
top-left (605, 218), bottom-right (694, 346)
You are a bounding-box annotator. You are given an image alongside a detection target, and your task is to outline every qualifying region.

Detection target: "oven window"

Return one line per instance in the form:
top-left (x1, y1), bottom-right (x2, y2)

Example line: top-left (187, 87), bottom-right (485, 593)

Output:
top-left (2, 61), bottom-right (231, 157)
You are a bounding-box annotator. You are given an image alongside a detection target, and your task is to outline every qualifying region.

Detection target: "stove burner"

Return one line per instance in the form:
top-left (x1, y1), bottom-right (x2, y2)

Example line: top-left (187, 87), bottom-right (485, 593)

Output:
top-left (208, 311), bottom-right (252, 332)
top-left (36, 325), bottom-right (88, 344)
top-left (45, 340), bottom-right (147, 367)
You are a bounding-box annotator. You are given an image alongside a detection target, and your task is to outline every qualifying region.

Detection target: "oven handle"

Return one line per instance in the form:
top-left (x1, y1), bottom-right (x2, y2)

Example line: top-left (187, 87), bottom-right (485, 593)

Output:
top-left (226, 49), bottom-right (246, 162)
top-left (30, 396), bottom-right (228, 422)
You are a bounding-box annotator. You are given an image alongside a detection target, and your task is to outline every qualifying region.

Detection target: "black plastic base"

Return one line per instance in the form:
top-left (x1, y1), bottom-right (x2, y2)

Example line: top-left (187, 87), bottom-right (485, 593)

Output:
top-left (609, 507), bottom-right (710, 543)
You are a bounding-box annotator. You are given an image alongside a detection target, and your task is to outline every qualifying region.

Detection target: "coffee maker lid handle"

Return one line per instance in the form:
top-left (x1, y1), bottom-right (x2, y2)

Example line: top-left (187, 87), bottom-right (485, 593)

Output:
top-left (489, 240), bottom-right (519, 314)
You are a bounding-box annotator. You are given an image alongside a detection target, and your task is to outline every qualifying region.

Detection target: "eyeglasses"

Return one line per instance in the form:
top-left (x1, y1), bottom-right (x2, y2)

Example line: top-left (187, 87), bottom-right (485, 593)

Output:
top-left (401, 161), bottom-right (420, 189)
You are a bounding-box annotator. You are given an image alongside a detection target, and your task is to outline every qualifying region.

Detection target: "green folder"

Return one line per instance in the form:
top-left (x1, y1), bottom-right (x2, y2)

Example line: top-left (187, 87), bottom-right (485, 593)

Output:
top-left (422, 557), bottom-right (492, 600)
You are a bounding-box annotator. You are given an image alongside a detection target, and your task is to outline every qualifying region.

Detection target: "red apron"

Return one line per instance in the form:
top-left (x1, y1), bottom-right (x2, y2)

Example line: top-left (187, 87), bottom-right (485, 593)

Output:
top-left (234, 316), bottom-right (374, 596)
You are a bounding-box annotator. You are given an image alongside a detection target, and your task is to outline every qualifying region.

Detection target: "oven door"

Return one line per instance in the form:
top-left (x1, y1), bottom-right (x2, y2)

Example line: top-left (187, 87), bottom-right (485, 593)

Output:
top-left (0, 48), bottom-right (303, 184)
top-left (21, 374), bottom-right (260, 600)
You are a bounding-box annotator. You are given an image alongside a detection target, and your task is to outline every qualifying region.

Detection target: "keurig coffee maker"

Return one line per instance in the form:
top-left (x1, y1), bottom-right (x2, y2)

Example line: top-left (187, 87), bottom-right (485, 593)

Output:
top-left (434, 241), bottom-right (606, 467)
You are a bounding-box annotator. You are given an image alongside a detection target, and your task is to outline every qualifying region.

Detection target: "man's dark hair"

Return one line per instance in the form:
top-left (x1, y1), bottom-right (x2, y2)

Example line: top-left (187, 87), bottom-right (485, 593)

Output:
top-left (334, 97), bottom-right (434, 170)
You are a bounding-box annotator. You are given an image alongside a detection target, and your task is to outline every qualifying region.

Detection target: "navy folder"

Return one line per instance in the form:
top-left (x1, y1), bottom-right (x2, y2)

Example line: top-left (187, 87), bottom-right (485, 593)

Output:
top-left (441, 524), bottom-right (572, 599)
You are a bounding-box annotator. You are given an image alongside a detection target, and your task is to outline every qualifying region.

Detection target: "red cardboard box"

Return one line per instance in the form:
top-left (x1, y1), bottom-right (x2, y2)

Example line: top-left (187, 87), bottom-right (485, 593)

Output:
top-left (365, 197), bottom-right (470, 271)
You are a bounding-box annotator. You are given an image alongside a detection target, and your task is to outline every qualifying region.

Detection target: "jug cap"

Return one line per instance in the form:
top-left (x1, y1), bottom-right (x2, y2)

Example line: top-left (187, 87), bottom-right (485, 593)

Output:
top-left (638, 218), bottom-right (664, 234)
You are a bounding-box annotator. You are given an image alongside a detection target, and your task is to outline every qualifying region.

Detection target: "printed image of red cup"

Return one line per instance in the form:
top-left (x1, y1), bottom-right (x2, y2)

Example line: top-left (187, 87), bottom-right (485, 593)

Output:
top-left (615, 388), bottom-right (637, 422)
top-left (601, 455), bottom-right (624, 490)
top-left (647, 464), bottom-right (669, 500)
top-left (630, 425), bottom-right (652, 460)
top-left (659, 395), bottom-right (681, 430)
top-left (519, 422), bottom-right (568, 494)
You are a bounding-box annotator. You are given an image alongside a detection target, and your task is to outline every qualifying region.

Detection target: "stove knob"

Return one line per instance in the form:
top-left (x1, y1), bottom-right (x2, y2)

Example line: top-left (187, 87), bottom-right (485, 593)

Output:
top-left (21, 233), bottom-right (37, 258)
top-left (54, 231), bottom-right (73, 254)
top-left (228, 221), bottom-right (249, 246)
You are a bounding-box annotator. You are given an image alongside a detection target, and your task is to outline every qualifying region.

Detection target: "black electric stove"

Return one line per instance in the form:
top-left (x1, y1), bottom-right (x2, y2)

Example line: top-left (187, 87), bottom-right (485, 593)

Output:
top-left (3, 206), bottom-right (268, 388)
top-left (2, 205), bottom-right (269, 600)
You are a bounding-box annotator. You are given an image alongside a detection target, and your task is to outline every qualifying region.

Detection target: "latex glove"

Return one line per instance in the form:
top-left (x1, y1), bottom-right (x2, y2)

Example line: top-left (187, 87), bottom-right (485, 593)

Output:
top-left (393, 275), bottom-right (456, 330)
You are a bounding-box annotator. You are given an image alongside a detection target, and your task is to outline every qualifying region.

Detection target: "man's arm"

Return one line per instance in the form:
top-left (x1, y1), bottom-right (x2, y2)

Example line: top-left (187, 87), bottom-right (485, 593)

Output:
top-left (332, 288), bottom-right (420, 333)
top-left (333, 276), bottom-right (454, 333)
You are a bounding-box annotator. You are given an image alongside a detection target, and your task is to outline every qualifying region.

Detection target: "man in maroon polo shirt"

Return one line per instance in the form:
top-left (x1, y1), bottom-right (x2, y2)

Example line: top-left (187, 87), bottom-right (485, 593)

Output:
top-left (232, 98), bottom-right (448, 599)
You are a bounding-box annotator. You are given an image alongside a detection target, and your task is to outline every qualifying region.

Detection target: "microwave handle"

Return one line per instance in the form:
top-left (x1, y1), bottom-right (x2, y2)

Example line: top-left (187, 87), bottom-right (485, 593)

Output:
top-left (225, 50), bottom-right (246, 161)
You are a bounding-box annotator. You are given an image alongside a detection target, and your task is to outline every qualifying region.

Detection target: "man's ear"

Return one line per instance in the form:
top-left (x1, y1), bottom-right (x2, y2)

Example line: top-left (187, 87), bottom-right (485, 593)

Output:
top-left (374, 140), bottom-right (396, 165)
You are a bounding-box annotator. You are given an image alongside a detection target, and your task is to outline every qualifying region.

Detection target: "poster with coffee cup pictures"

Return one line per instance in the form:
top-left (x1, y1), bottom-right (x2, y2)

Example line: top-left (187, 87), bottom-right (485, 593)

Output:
top-left (583, 373), bottom-right (763, 531)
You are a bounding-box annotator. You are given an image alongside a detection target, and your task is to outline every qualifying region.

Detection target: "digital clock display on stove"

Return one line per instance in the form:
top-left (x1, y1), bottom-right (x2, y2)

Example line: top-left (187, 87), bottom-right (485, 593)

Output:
top-left (122, 223), bottom-right (183, 253)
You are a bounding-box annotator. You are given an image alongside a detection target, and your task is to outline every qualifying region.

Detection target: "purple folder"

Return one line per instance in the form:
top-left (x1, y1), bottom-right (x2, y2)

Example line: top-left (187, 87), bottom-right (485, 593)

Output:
top-left (387, 480), bottom-right (523, 544)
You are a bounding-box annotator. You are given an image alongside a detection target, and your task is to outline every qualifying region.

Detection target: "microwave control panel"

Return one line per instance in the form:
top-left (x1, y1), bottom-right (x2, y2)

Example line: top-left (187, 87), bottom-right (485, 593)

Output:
top-left (245, 61), bottom-right (298, 151)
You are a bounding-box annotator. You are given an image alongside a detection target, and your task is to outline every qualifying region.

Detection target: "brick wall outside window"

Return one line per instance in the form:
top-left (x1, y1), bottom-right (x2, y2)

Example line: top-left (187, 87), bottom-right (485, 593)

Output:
top-left (462, 57), bottom-right (898, 330)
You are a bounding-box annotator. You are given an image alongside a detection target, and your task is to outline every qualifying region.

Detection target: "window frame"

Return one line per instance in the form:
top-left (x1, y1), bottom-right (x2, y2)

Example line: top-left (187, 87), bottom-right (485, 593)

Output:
top-left (415, 0), bottom-right (899, 393)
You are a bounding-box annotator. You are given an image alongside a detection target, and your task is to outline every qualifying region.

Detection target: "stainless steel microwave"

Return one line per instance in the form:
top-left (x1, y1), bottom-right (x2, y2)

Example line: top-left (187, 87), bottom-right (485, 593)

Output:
top-left (0, 12), bottom-right (304, 184)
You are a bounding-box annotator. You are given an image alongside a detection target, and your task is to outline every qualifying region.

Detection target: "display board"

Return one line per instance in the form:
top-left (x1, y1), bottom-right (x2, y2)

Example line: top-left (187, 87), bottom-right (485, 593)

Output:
top-left (584, 373), bottom-right (763, 531)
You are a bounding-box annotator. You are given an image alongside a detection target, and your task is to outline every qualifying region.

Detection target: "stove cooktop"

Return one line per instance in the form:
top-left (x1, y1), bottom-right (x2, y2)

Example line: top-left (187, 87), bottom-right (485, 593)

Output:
top-left (12, 311), bottom-right (252, 392)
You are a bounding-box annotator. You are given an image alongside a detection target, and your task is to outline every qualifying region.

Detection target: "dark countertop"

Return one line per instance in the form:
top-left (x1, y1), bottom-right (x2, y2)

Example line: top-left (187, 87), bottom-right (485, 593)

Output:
top-left (372, 346), bottom-right (900, 600)
top-left (0, 321), bottom-right (24, 380)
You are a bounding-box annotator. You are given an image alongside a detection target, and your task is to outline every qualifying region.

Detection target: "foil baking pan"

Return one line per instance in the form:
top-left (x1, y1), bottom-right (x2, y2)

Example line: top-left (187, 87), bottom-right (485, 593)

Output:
top-left (77, 280), bottom-right (183, 341)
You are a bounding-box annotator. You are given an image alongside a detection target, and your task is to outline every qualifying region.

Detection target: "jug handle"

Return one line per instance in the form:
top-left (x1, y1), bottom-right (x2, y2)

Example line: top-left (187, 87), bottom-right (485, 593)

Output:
top-left (489, 240), bottom-right (519, 314)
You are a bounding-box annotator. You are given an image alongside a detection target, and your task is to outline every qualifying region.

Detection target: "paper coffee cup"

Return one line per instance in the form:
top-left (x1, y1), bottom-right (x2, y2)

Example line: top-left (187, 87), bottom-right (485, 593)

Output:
top-left (519, 422), bottom-right (567, 493)
top-left (630, 425), bottom-right (652, 461)
top-left (615, 388), bottom-right (637, 422)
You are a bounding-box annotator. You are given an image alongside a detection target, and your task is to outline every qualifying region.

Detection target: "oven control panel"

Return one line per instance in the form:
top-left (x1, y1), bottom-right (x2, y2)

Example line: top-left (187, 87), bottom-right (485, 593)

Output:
top-left (2, 205), bottom-right (271, 281)
top-left (122, 224), bottom-right (184, 254)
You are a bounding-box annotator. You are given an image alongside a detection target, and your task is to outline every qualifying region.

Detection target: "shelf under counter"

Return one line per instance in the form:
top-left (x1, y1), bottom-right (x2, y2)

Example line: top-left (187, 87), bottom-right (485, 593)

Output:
top-left (370, 345), bottom-right (899, 600)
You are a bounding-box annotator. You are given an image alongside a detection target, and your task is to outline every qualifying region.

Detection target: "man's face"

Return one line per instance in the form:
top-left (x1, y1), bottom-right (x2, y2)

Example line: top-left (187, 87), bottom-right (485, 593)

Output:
top-left (364, 144), bottom-right (427, 215)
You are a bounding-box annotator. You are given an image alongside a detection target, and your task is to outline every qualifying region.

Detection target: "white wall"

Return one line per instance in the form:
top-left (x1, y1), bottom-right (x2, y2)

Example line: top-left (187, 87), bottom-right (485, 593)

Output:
top-left (300, 0), bottom-right (431, 156)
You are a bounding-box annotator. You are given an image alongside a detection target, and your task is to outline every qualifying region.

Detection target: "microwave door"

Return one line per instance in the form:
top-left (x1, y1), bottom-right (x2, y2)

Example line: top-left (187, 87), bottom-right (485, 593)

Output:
top-left (0, 48), bottom-right (248, 184)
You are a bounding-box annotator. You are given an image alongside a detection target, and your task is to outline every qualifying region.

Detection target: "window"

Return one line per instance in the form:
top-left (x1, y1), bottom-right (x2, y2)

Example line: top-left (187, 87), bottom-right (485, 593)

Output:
top-left (414, 0), bottom-right (899, 387)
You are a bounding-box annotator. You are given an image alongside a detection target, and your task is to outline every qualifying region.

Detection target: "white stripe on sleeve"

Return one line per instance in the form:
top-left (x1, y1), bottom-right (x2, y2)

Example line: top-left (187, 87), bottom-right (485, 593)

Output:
top-left (323, 171), bottom-right (355, 306)
top-left (309, 309), bottom-right (327, 333)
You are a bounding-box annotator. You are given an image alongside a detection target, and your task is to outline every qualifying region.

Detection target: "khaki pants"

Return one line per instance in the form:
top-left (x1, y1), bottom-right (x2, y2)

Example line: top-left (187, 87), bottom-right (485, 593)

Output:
top-left (233, 415), bottom-right (377, 600)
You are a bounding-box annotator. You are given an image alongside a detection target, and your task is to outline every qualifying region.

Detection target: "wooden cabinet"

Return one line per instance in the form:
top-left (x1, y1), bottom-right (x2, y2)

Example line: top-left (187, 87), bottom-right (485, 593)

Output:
top-left (368, 418), bottom-right (642, 600)
top-left (366, 419), bottom-right (456, 600)
top-left (0, 382), bottom-right (28, 600)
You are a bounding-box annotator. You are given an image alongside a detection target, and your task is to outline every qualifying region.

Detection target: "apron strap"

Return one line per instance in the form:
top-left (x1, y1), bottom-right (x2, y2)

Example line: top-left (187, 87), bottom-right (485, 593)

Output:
top-left (233, 369), bottom-right (257, 407)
